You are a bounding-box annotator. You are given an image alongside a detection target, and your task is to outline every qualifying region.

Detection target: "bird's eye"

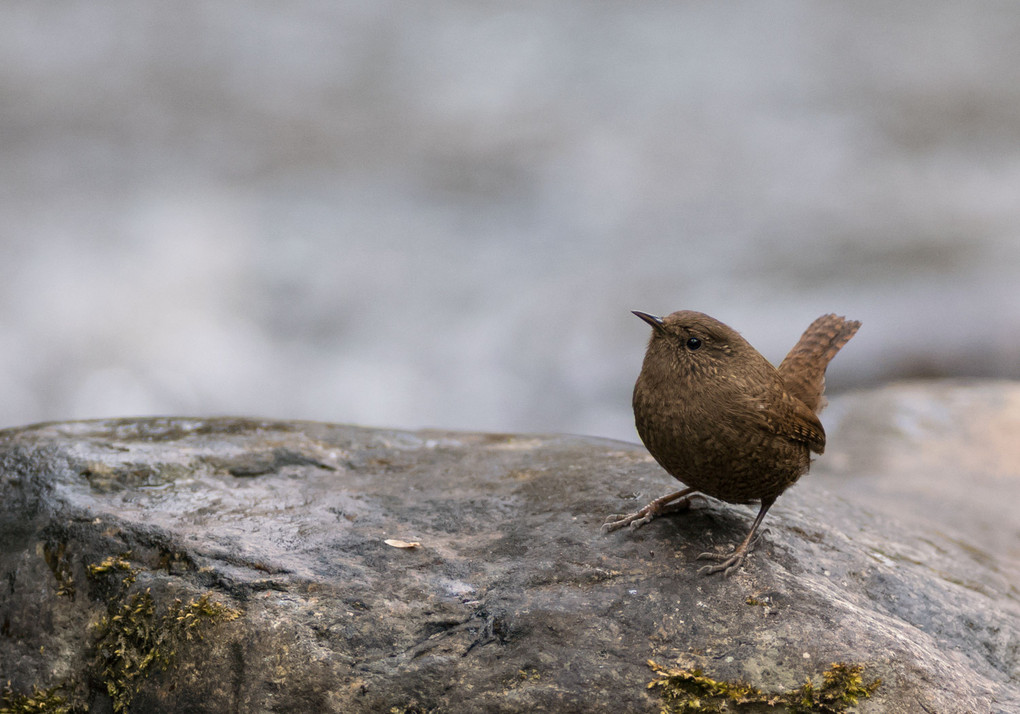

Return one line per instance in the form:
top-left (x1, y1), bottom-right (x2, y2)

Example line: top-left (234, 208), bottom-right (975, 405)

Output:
top-left (685, 337), bottom-right (702, 351)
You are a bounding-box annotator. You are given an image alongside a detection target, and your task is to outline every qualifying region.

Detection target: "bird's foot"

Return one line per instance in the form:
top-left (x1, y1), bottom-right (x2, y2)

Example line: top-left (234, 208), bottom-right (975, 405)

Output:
top-left (696, 528), bottom-right (769, 577)
top-left (601, 490), bottom-right (700, 534)
top-left (600, 507), bottom-right (659, 533)
top-left (696, 549), bottom-right (747, 577)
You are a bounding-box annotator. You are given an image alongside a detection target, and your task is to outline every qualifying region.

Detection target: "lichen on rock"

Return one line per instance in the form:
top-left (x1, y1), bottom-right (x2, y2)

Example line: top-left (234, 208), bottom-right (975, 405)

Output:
top-left (648, 660), bottom-right (880, 713)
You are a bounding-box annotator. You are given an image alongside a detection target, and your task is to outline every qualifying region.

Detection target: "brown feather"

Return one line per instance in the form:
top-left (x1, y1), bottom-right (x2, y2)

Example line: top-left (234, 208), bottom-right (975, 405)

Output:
top-left (778, 314), bottom-right (861, 413)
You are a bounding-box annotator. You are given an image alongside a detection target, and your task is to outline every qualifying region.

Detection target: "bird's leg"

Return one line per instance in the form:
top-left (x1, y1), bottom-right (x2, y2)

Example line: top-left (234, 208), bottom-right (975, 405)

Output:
top-left (601, 488), bottom-right (699, 534)
top-left (697, 496), bottom-right (776, 577)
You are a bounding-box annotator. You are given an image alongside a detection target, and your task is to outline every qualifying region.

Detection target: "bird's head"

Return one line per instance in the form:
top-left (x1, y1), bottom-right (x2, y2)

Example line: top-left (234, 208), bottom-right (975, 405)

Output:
top-left (632, 309), bottom-right (759, 380)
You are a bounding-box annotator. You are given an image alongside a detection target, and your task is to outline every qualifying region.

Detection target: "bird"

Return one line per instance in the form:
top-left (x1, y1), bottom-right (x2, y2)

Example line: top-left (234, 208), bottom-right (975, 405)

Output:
top-left (602, 310), bottom-right (861, 576)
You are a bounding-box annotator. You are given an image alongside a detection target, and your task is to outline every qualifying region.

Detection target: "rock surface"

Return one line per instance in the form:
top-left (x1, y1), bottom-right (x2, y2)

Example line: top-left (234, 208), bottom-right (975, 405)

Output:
top-left (1, 380), bottom-right (1019, 712)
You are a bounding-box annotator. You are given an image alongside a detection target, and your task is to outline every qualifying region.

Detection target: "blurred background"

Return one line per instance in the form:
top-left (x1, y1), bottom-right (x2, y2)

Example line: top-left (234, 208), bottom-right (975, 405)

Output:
top-left (1, 2), bottom-right (1018, 442)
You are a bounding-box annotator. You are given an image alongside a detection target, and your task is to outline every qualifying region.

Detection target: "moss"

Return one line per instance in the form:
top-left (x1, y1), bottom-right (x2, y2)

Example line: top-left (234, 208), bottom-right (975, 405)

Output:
top-left (83, 554), bottom-right (241, 713)
top-left (787, 663), bottom-right (882, 714)
top-left (11, 545), bottom-right (239, 712)
top-left (500, 667), bottom-right (542, 693)
top-left (86, 555), bottom-right (137, 587)
top-left (516, 668), bottom-right (541, 683)
top-left (648, 660), bottom-right (880, 713)
top-left (0, 684), bottom-right (70, 714)
top-left (90, 590), bottom-right (240, 713)
top-left (42, 542), bottom-right (75, 600)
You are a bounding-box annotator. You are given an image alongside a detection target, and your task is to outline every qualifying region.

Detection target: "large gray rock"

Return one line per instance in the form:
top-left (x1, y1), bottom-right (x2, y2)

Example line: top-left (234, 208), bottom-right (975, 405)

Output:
top-left (1, 380), bottom-right (1018, 712)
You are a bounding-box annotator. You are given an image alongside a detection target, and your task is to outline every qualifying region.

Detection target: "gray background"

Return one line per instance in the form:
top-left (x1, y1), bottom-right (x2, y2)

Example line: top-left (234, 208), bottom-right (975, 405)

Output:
top-left (2, 2), bottom-right (1018, 441)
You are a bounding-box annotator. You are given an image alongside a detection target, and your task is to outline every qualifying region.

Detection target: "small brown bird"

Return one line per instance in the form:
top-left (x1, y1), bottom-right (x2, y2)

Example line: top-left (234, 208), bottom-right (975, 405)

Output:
top-left (603, 310), bottom-right (861, 576)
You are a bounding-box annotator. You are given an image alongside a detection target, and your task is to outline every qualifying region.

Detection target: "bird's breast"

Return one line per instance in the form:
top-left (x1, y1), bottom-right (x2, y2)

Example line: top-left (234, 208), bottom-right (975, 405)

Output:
top-left (633, 376), bottom-right (810, 503)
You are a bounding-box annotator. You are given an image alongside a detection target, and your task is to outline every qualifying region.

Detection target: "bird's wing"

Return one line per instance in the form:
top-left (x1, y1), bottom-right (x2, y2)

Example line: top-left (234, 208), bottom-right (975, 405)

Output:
top-left (771, 391), bottom-right (826, 453)
top-left (742, 386), bottom-right (826, 455)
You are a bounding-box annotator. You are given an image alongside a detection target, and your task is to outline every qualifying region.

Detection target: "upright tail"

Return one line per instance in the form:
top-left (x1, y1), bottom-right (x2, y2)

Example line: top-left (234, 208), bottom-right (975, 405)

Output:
top-left (778, 314), bottom-right (861, 414)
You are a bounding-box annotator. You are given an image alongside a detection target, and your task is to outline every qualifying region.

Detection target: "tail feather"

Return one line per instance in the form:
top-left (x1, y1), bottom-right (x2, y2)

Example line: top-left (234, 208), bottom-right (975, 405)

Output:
top-left (778, 314), bottom-right (860, 414)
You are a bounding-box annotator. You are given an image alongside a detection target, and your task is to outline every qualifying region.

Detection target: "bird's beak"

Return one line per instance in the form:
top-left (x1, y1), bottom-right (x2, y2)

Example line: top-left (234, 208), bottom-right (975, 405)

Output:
top-left (632, 310), bottom-right (666, 332)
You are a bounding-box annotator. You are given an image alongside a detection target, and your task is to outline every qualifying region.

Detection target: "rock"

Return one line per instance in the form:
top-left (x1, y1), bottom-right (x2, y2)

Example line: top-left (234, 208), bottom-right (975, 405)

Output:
top-left (1, 381), bottom-right (1018, 712)
top-left (816, 379), bottom-right (1020, 580)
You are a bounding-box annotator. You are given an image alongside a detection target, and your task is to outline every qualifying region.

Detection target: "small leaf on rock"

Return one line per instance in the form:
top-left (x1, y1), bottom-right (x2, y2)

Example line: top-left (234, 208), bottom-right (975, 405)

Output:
top-left (384, 539), bottom-right (421, 549)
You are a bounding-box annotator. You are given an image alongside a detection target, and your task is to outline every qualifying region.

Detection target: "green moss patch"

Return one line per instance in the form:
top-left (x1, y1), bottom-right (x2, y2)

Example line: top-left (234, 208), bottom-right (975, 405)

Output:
top-left (90, 589), bottom-right (240, 713)
top-left (648, 660), bottom-right (880, 713)
top-left (86, 555), bottom-right (137, 587)
top-left (0, 684), bottom-right (70, 714)
top-left (6, 547), bottom-right (241, 713)
top-left (83, 553), bottom-right (241, 712)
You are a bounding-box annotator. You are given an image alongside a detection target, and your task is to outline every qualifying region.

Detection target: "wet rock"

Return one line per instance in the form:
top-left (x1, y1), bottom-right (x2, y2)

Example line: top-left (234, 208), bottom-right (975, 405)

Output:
top-left (1, 381), bottom-right (1018, 712)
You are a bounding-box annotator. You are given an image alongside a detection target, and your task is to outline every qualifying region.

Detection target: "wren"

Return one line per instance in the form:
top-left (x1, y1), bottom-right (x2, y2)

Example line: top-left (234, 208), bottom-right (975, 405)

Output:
top-left (603, 310), bottom-right (861, 576)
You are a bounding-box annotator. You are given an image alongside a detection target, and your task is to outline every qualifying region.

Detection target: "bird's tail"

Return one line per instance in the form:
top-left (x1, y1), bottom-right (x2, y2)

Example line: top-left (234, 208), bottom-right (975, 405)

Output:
top-left (777, 314), bottom-right (861, 413)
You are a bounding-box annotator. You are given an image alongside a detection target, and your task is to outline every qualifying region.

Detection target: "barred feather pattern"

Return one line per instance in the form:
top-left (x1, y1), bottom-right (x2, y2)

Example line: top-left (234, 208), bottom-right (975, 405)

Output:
top-left (777, 314), bottom-right (861, 414)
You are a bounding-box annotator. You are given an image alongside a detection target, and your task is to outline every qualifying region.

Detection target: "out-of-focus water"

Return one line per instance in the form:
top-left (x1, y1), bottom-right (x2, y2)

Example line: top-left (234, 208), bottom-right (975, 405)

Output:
top-left (1, 2), bottom-right (1018, 441)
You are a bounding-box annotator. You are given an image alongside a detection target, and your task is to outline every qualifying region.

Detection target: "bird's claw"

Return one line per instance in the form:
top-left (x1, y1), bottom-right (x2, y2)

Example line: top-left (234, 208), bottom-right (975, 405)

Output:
top-left (628, 514), bottom-right (653, 530)
top-left (696, 549), bottom-right (746, 577)
top-left (696, 525), bottom-right (770, 576)
top-left (601, 491), bottom-right (698, 536)
top-left (600, 510), bottom-right (652, 534)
